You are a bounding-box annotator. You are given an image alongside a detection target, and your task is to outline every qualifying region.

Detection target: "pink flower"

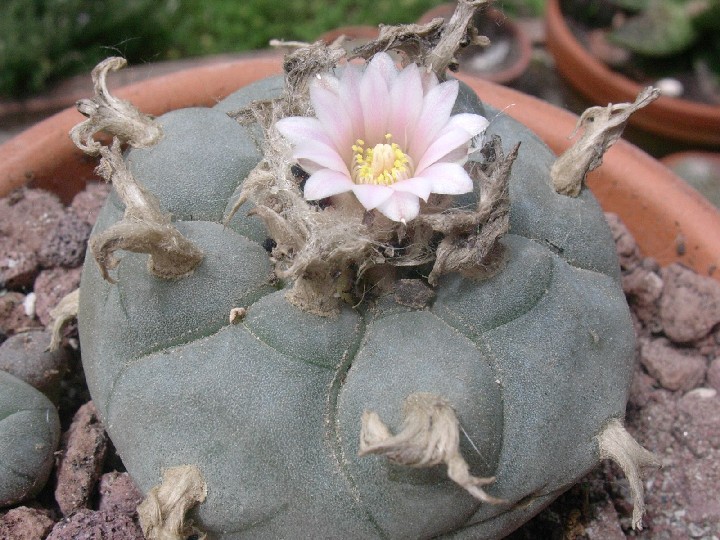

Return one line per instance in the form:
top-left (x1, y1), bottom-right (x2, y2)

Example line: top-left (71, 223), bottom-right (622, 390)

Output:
top-left (276, 53), bottom-right (489, 223)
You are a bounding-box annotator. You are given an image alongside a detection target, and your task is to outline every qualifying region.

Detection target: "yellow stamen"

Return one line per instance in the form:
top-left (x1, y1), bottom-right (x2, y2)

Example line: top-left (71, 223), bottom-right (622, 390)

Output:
top-left (352, 134), bottom-right (413, 186)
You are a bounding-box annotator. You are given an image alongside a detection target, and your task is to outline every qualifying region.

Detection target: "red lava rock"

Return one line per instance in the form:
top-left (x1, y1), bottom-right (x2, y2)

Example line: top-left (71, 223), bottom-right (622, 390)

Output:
top-left (605, 213), bottom-right (641, 271)
top-left (622, 265), bottom-right (663, 333)
top-left (627, 367), bottom-right (656, 409)
top-left (0, 329), bottom-right (70, 392)
top-left (660, 263), bottom-right (720, 343)
top-left (681, 455), bottom-right (720, 525)
top-left (70, 182), bottom-right (111, 227)
top-left (640, 337), bottom-right (707, 392)
top-left (627, 389), bottom-right (679, 454)
top-left (0, 189), bottom-right (65, 289)
top-left (55, 401), bottom-right (108, 516)
top-left (708, 358), bottom-right (720, 391)
top-left (0, 506), bottom-right (55, 539)
top-left (38, 212), bottom-right (91, 269)
top-left (0, 247), bottom-right (40, 290)
top-left (693, 327), bottom-right (720, 362)
top-left (584, 499), bottom-right (625, 540)
top-left (675, 388), bottom-right (720, 458)
top-left (97, 472), bottom-right (144, 515)
top-left (46, 509), bottom-right (143, 540)
top-left (0, 291), bottom-right (42, 336)
top-left (33, 266), bottom-right (82, 326)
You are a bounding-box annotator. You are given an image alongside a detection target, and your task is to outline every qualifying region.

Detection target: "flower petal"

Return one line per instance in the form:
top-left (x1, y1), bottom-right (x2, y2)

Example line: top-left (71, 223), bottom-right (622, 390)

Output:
top-left (303, 169), bottom-right (355, 200)
top-left (391, 176), bottom-right (432, 201)
top-left (420, 69), bottom-right (439, 94)
top-left (360, 56), bottom-right (392, 145)
top-left (375, 191), bottom-right (421, 222)
top-left (315, 71), bottom-right (340, 94)
top-left (339, 65), bottom-right (364, 139)
top-left (445, 113), bottom-right (489, 139)
top-left (310, 81), bottom-right (353, 162)
top-left (294, 140), bottom-right (350, 176)
top-left (408, 79), bottom-right (459, 160)
top-left (388, 63), bottom-right (424, 148)
top-left (351, 184), bottom-right (394, 210)
top-left (434, 145), bottom-right (471, 166)
top-left (275, 116), bottom-right (332, 147)
top-left (415, 162), bottom-right (474, 195)
top-left (415, 128), bottom-right (474, 174)
top-left (367, 52), bottom-right (398, 88)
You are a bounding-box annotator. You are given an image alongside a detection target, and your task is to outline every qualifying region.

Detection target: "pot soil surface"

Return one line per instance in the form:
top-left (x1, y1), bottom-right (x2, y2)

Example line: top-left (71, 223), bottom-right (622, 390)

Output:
top-left (1, 183), bottom-right (719, 539)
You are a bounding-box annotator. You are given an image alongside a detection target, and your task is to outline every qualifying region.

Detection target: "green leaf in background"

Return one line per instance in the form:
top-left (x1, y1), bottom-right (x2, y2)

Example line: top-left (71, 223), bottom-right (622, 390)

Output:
top-left (692, 0), bottom-right (720, 31)
top-left (608, 0), bottom-right (649, 12)
top-left (609, 0), bottom-right (697, 56)
top-left (0, 0), bottom-right (177, 97)
top-left (0, 0), bottom-right (547, 99)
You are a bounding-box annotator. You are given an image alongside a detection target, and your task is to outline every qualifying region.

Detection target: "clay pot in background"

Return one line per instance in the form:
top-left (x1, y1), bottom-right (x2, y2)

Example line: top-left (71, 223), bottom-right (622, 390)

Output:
top-left (545, 0), bottom-right (720, 146)
top-left (0, 52), bottom-right (283, 204)
top-left (662, 152), bottom-right (720, 209)
top-left (418, 4), bottom-right (532, 84)
top-left (317, 25), bottom-right (380, 54)
top-left (0, 54), bottom-right (718, 281)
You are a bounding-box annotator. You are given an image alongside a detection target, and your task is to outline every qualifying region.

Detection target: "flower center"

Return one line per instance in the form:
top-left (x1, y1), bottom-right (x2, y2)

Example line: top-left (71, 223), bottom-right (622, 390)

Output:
top-left (352, 134), bottom-right (413, 186)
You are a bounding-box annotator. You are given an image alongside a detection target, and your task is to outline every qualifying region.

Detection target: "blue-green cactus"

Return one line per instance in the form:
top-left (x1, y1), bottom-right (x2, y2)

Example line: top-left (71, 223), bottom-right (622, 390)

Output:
top-left (72, 3), bottom-right (657, 537)
top-left (0, 370), bottom-right (60, 507)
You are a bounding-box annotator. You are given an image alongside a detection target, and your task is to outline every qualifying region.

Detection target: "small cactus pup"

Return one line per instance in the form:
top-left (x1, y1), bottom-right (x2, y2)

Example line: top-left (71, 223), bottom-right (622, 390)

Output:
top-left (72, 1), bottom-right (659, 537)
top-left (0, 371), bottom-right (60, 507)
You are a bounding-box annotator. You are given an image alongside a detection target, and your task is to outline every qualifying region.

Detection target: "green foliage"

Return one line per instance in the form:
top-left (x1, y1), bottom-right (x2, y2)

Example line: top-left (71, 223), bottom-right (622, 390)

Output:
top-left (497, 0), bottom-right (546, 17)
top-left (608, 0), bottom-right (649, 11)
top-left (0, 0), bottom-right (546, 99)
top-left (169, 0), bottom-right (443, 55)
top-left (0, 0), bottom-right (177, 97)
top-left (0, 0), bottom-right (443, 98)
top-left (609, 0), bottom-right (720, 57)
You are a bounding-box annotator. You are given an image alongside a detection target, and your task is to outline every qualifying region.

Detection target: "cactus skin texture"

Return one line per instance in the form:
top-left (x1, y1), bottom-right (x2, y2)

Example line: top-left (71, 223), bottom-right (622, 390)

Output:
top-left (0, 371), bottom-right (60, 507)
top-left (78, 76), bottom-right (636, 539)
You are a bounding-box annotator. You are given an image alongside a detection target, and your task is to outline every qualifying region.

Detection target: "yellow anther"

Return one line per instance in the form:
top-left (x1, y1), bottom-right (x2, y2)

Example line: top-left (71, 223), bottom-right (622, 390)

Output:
top-left (350, 133), bottom-right (414, 186)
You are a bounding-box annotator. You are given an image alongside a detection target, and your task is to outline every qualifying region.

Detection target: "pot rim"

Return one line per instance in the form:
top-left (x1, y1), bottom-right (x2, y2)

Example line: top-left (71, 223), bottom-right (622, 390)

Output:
top-left (317, 25), bottom-right (380, 44)
top-left (545, 0), bottom-right (720, 146)
top-left (0, 52), bottom-right (718, 280)
top-left (417, 3), bottom-right (532, 84)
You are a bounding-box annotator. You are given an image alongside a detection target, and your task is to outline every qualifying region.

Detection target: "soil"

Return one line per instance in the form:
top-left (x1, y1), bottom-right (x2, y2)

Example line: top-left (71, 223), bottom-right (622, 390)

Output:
top-left (1, 184), bottom-right (719, 539)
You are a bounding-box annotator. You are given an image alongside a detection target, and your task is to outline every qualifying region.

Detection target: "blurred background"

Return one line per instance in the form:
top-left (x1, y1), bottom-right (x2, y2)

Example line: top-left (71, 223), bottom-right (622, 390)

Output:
top-left (0, 0), bottom-right (543, 99)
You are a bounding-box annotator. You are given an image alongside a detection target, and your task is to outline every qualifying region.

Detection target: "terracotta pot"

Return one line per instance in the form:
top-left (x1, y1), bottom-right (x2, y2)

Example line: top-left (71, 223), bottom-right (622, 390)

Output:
top-left (661, 151), bottom-right (720, 209)
top-left (545, 0), bottom-right (720, 146)
top-left (317, 25), bottom-right (380, 52)
top-left (417, 4), bottom-right (532, 84)
top-left (0, 54), bottom-right (718, 281)
top-left (0, 51), bottom-right (284, 204)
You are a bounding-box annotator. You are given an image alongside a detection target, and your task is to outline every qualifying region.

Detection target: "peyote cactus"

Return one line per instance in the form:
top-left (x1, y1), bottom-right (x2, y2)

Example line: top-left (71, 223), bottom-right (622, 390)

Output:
top-left (0, 370), bottom-right (60, 507)
top-left (72, 1), bottom-right (659, 538)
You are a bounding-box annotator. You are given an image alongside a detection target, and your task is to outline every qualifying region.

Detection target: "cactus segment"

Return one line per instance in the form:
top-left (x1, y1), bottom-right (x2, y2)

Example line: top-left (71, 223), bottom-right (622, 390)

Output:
top-left (359, 392), bottom-right (505, 505)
